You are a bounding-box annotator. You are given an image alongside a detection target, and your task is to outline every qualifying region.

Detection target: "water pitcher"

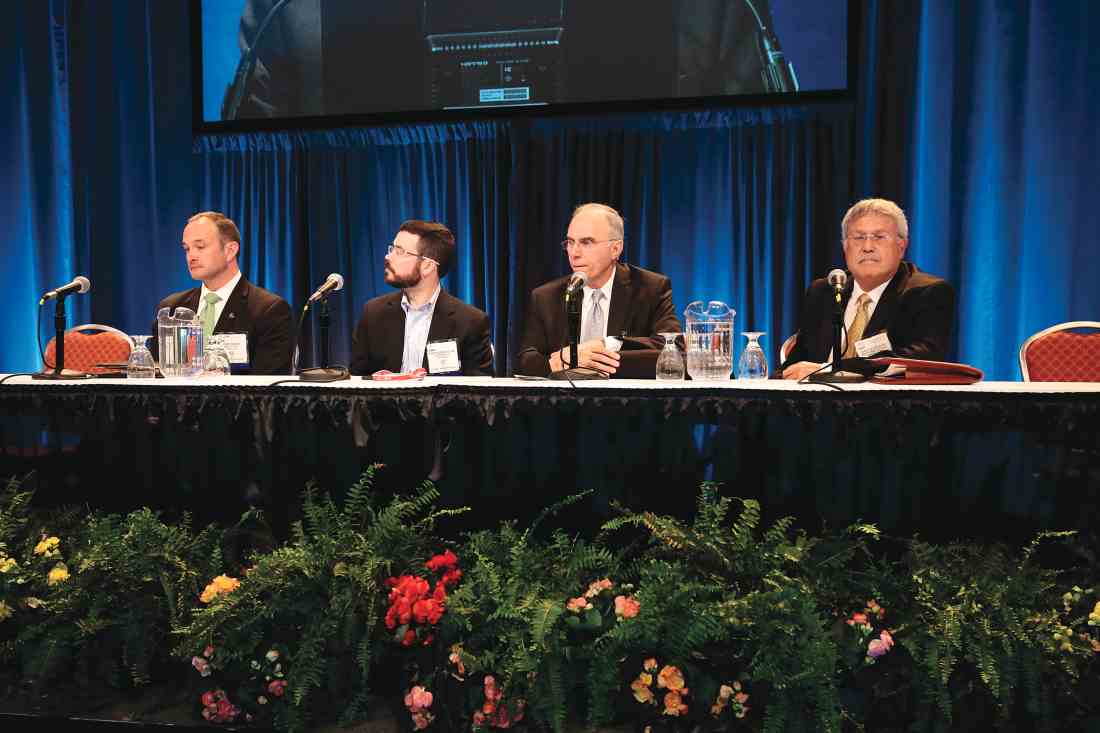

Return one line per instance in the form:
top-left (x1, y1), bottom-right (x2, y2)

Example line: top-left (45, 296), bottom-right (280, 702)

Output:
top-left (157, 307), bottom-right (204, 378)
top-left (683, 300), bottom-right (735, 380)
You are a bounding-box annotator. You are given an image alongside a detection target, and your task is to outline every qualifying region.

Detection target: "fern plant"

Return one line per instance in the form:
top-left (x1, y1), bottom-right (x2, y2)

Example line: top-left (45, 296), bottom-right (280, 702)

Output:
top-left (171, 466), bottom-right (465, 732)
top-left (592, 482), bottom-right (880, 733)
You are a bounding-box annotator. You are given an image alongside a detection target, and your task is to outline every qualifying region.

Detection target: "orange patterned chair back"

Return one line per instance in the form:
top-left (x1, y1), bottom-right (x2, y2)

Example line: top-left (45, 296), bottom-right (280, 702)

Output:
top-left (43, 324), bottom-right (132, 374)
top-left (1019, 321), bottom-right (1100, 382)
top-left (780, 333), bottom-right (798, 365)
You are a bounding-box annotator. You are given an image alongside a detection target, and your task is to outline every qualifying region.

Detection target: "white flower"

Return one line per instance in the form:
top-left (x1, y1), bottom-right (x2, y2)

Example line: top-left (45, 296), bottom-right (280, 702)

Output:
top-left (265, 649), bottom-right (280, 663)
top-left (250, 660), bottom-right (261, 670)
top-left (258, 696), bottom-right (268, 705)
top-left (274, 663), bottom-right (282, 673)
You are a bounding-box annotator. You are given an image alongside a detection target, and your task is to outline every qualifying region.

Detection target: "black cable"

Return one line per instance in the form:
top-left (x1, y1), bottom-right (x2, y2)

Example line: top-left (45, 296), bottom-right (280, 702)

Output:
top-left (797, 362), bottom-right (845, 392)
top-left (37, 302), bottom-right (52, 370)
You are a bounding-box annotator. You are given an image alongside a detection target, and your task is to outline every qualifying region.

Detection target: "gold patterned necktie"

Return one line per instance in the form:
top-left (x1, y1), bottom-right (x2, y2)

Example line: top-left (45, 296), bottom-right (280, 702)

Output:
top-left (843, 293), bottom-right (871, 358)
top-left (201, 292), bottom-right (221, 341)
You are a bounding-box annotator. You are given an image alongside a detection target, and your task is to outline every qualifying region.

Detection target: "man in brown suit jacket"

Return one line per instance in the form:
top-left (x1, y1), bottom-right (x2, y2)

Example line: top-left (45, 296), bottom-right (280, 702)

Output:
top-left (517, 203), bottom-right (681, 379)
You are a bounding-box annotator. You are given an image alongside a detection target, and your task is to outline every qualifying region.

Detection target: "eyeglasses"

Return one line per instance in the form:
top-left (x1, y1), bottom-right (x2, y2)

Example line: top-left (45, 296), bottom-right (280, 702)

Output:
top-left (845, 233), bottom-right (901, 243)
top-left (560, 238), bottom-right (620, 252)
top-left (387, 243), bottom-right (439, 265)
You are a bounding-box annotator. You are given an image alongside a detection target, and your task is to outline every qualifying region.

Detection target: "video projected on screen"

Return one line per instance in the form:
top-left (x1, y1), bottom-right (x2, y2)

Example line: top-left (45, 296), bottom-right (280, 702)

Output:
top-left (200, 0), bottom-right (848, 125)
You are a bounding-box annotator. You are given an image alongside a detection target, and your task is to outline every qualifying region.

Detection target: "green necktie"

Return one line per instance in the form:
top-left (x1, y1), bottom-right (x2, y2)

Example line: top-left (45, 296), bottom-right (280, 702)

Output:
top-left (201, 292), bottom-right (221, 341)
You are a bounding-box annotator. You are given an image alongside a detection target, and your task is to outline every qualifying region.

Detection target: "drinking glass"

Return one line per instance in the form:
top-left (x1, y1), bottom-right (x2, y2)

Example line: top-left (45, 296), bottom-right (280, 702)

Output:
top-left (202, 343), bottom-right (231, 377)
top-left (126, 335), bottom-right (156, 379)
top-left (655, 332), bottom-right (685, 380)
top-left (737, 332), bottom-right (769, 379)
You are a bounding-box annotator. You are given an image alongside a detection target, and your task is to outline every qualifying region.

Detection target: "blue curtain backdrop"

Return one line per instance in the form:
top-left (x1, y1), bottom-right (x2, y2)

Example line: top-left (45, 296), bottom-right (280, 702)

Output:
top-left (3, 1), bottom-right (1098, 379)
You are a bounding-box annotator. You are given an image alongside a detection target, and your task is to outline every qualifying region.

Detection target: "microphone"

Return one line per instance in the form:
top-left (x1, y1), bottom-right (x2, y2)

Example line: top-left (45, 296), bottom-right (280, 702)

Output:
top-left (827, 268), bottom-right (847, 296)
top-left (564, 270), bottom-right (588, 297)
top-left (39, 276), bottom-right (91, 305)
top-left (308, 273), bottom-right (344, 303)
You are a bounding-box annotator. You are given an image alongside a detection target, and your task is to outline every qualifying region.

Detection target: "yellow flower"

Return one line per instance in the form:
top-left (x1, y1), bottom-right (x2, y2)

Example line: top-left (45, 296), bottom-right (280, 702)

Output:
top-left (200, 575), bottom-right (241, 603)
top-left (657, 665), bottom-right (685, 691)
top-left (1088, 601), bottom-right (1100, 626)
top-left (0, 600), bottom-right (13, 621)
top-left (0, 556), bottom-right (17, 573)
top-left (631, 674), bottom-right (655, 704)
top-left (34, 537), bottom-right (60, 556)
top-left (47, 563), bottom-right (70, 586)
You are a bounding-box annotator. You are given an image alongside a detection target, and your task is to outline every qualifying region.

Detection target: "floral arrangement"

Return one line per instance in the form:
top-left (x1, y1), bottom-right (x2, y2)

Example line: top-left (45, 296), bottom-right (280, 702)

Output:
top-left (2, 475), bottom-right (1099, 732)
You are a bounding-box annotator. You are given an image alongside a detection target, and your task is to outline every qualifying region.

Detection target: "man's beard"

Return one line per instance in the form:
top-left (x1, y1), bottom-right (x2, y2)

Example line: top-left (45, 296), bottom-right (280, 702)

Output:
top-left (385, 266), bottom-right (421, 289)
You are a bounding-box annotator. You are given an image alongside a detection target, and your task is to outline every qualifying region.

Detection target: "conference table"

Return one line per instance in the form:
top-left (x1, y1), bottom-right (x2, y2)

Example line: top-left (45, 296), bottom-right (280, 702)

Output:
top-left (1, 375), bottom-right (1098, 542)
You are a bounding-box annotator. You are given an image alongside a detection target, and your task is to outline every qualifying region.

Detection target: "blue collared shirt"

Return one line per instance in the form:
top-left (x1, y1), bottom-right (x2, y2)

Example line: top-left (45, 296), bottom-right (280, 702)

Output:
top-left (400, 285), bottom-right (441, 373)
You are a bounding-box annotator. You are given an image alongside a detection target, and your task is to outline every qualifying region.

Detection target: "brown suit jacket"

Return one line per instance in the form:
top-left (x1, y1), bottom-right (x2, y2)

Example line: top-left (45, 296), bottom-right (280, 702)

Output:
top-left (516, 263), bottom-right (681, 378)
top-left (150, 277), bottom-right (293, 375)
top-left (349, 290), bottom-right (493, 376)
top-left (781, 261), bottom-right (956, 369)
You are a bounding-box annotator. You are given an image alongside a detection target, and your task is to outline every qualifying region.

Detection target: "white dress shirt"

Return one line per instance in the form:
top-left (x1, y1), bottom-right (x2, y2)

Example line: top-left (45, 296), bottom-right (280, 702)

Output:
top-left (400, 285), bottom-right (441, 373)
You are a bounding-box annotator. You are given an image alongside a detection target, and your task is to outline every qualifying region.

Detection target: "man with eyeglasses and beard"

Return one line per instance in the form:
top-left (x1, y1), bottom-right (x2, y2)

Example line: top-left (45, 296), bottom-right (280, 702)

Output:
top-left (780, 198), bottom-right (956, 380)
top-left (350, 220), bottom-right (493, 377)
top-left (516, 203), bottom-right (681, 378)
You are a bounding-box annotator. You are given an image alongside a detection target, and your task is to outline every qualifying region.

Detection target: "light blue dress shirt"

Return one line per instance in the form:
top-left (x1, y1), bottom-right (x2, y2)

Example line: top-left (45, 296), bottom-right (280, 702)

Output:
top-left (400, 285), bottom-right (441, 373)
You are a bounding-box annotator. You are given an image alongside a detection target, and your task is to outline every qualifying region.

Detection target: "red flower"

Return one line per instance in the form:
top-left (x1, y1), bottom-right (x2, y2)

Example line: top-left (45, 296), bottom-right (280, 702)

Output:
top-left (441, 568), bottom-right (463, 588)
top-left (426, 549), bottom-right (459, 571)
top-left (402, 629), bottom-right (417, 646)
top-left (267, 679), bottom-right (288, 697)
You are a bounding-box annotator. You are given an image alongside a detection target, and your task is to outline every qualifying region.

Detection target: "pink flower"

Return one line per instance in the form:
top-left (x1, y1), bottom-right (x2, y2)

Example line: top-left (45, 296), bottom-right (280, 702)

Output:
top-left (267, 679), bottom-right (288, 697)
top-left (584, 578), bottom-right (613, 598)
top-left (203, 645), bottom-right (215, 658)
top-left (867, 629), bottom-right (895, 659)
top-left (566, 596), bottom-right (592, 612)
top-left (411, 710), bottom-right (434, 729)
top-left (404, 685), bottom-right (434, 713)
top-left (191, 656), bottom-right (211, 677)
top-left (614, 595), bottom-right (641, 619)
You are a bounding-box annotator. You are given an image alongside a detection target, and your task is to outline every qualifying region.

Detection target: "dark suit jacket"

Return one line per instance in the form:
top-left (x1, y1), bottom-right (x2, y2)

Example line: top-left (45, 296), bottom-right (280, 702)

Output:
top-left (349, 290), bottom-right (493, 377)
top-left (781, 262), bottom-right (956, 370)
top-left (150, 277), bottom-right (293, 375)
top-left (516, 263), bottom-right (681, 378)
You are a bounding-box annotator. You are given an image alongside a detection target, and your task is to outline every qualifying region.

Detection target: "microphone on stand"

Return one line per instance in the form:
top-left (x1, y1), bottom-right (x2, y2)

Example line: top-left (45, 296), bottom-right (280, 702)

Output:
top-left (807, 269), bottom-right (867, 384)
top-left (306, 273), bottom-right (344, 304)
top-left (33, 276), bottom-right (94, 380)
top-left (564, 271), bottom-right (588, 369)
top-left (549, 270), bottom-right (604, 381)
top-left (39, 276), bottom-right (91, 306)
top-left (298, 273), bottom-right (350, 382)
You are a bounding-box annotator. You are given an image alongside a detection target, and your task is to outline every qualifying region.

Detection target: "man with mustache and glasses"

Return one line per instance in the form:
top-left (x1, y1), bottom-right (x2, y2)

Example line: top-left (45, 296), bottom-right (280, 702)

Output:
top-left (350, 220), bottom-right (493, 376)
top-left (780, 198), bottom-right (956, 380)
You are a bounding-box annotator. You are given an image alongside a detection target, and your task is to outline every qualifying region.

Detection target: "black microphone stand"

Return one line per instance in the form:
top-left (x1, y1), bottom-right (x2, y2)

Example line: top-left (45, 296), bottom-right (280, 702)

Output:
top-left (549, 282), bottom-right (605, 381)
top-left (298, 296), bottom-right (349, 382)
top-left (809, 285), bottom-right (865, 384)
top-left (33, 293), bottom-right (92, 380)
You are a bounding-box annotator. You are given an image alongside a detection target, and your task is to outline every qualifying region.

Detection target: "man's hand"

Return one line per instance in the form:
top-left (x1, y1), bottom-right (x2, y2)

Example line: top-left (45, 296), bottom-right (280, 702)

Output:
top-left (549, 339), bottom-right (621, 376)
top-left (782, 361), bottom-right (824, 381)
